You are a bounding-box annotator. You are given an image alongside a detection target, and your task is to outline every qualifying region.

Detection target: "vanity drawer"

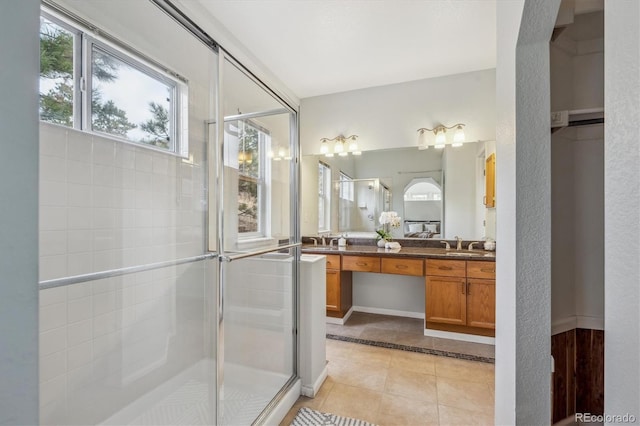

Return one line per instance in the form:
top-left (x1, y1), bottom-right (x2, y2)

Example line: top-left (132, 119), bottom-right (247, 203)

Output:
top-left (425, 259), bottom-right (466, 277)
top-left (325, 254), bottom-right (341, 270)
top-left (467, 260), bottom-right (496, 279)
top-left (342, 255), bottom-right (381, 272)
top-left (381, 257), bottom-right (424, 276)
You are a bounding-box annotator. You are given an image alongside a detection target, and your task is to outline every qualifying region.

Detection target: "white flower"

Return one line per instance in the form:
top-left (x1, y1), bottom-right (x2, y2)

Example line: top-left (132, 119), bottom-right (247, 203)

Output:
top-left (379, 211), bottom-right (401, 228)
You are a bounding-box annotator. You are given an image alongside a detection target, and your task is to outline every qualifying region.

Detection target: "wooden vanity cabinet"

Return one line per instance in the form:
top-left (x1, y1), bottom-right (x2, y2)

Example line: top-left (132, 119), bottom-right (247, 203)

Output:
top-left (425, 259), bottom-right (496, 336)
top-left (485, 153), bottom-right (496, 208)
top-left (325, 254), bottom-right (352, 318)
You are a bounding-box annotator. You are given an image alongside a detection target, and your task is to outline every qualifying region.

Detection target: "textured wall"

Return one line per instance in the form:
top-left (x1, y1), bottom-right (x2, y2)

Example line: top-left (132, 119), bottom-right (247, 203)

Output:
top-left (604, 0), bottom-right (640, 420)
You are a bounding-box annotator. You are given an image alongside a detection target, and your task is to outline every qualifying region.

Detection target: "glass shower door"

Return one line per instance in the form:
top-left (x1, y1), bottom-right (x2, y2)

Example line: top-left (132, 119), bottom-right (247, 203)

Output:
top-left (216, 55), bottom-right (299, 425)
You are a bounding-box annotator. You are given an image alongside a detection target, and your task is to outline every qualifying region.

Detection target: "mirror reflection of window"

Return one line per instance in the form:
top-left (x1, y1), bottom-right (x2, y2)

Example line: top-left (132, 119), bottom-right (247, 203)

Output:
top-left (318, 162), bottom-right (331, 232)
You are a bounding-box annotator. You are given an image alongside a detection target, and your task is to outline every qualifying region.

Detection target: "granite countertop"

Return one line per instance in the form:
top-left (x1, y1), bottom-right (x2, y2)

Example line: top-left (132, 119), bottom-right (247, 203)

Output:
top-left (301, 244), bottom-right (495, 261)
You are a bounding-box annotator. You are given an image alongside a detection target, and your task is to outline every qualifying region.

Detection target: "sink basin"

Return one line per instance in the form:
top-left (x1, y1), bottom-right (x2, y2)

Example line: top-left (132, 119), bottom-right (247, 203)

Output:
top-left (446, 251), bottom-right (482, 257)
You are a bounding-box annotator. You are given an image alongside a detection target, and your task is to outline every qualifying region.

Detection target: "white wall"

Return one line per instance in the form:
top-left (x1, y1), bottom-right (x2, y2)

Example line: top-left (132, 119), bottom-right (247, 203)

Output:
top-left (300, 69), bottom-right (496, 155)
top-left (352, 274), bottom-right (424, 316)
top-left (0, 1), bottom-right (40, 424)
top-left (604, 0), bottom-right (640, 419)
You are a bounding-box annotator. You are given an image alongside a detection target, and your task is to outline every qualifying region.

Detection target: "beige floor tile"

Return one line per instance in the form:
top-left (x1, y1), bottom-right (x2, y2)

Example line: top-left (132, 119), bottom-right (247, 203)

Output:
top-left (327, 323), bottom-right (365, 338)
top-left (383, 367), bottom-right (438, 403)
top-left (438, 404), bottom-right (494, 426)
top-left (348, 343), bottom-right (393, 368)
top-left (320, 383), bottom-right (383, 424)
top-left (326, 339), bottom-right (358, 361)
top-left (389, 350), bottom-right (437, 375)
top-left (328, 358), bottom-right (389, 392)
top-left (436, 376), bottom-right (494, 413)
top-left (435, 357), bottom-right (494, 384)
top-left (376, 394), bottom-right (439, 426)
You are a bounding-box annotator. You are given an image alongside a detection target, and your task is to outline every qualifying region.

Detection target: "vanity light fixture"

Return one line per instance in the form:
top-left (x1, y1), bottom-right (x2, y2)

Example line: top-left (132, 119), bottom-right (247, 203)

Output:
top-left (319, 135), bottom-right (361, 157)
top-left (417, 124), bottom-right (466, 149)
top-left (238, 150), bottom-right (253, 164)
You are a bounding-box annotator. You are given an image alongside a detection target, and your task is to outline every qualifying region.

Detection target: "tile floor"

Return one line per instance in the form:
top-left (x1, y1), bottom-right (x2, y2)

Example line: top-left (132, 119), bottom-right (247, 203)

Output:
top-left (280, 339), bottom-right (494, 426)
top-left (326, 312), bottom-right (495, 360)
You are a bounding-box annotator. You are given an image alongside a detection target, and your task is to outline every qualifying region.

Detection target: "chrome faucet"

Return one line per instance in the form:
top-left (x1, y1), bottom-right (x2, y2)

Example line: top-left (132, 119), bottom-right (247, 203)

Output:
top-left (309, 238), bottom-right (318, 246)
top-left (321, 236), bottom-right (326, 246)
top-left (440, 240), bottom-right (451, 250)
top-left (455, 236), bottom-right (463, 250)
top-left (329, 238), bottom-right (338, 248)
top-left (468, 242), bottom-right (479, 251)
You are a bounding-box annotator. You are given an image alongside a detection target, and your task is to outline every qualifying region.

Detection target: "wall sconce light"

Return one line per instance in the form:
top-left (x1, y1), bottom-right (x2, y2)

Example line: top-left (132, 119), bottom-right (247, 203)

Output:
top-left (320, 135), bottom-right (361, 157)
top-left (417, 124), bottom-right (466, 149)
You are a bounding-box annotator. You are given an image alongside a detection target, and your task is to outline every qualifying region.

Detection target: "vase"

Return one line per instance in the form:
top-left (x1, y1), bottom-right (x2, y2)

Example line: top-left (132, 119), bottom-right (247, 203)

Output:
top-left (377, 239), bottom-right (387, 248)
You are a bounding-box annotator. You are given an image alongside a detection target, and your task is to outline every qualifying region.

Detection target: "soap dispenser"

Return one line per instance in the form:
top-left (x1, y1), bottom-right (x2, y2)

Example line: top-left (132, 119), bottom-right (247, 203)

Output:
top-left (338, 234), bottom-right (347, 247)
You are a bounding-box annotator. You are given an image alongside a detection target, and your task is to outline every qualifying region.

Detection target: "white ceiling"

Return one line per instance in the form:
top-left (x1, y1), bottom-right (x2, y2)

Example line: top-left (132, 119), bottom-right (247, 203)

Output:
top-left (197, 0), bottom-right (497, 99)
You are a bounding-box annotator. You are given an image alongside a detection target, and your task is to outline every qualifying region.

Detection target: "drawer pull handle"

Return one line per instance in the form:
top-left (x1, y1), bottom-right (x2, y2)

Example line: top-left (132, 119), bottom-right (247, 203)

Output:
top-left (396, 265), bottom-right (408, 269)
top-left (356, 262), bottom-right (368, 266)
top-left (480, 268), bottom-right (494, 273)
top-left (461, 282), bottom-right (465, 294)
top-left (439, 266), bottom-right (453, 270)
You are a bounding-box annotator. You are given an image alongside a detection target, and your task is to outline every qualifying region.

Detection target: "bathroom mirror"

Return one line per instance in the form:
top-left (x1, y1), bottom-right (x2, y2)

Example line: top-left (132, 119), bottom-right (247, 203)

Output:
top-left (301, 142), bottom-right (496, 240)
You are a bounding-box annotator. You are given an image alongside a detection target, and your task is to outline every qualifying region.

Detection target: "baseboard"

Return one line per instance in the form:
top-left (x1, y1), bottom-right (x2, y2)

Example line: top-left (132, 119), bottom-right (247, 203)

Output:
top-left (260, 378), bottom-right (301, 426)
top-left (352, 305), bottom-right (425, 319)
top-left (552, 315), bottom-right (604, 335)
top-left (325, 307), bottom-right (354, 325)
top-left (423, 328), bottom-right (495, 345)
top-left (576, 315), bottom-right (604, 330)
top-left (301, 363), bottom-right (328, 398)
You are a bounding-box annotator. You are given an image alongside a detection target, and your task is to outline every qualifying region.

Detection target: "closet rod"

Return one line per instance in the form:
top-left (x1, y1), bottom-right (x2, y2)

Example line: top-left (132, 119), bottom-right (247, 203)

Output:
top-left (568, 118), bottom-right (605, 127)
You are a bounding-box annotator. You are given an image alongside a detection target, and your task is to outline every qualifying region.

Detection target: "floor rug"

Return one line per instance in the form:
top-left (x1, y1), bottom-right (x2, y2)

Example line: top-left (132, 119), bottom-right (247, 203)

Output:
top-left (290, 407), bottom-right (377, 426)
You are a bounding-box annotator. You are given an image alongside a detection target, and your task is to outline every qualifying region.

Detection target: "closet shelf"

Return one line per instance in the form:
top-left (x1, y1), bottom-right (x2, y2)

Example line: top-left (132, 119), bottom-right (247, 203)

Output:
top-left (551, 107), bottom-right (604, 133)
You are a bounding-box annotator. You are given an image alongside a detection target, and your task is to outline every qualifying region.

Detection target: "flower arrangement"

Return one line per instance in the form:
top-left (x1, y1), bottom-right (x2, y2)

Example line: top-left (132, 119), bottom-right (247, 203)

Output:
top-left (376, 211), bottom-right (401, 242)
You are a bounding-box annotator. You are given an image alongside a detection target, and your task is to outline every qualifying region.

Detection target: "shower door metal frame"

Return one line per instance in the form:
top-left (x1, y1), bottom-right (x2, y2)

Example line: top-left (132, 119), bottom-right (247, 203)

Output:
top-left (215, 49), bottom-right (301, 426)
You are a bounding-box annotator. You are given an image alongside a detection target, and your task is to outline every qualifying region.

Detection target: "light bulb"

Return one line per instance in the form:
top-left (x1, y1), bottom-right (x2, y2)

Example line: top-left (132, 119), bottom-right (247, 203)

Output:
top-left (320, 140), bottom-right (329, 154)
top-left (434, 128), bottom-right (446, 148)
top-left (417, 129), bottom-right (428, 150)
top-left (278, 147), bottom-right (285, 158)
top-left (348, 139), bottom-right (359, 153)
top-left (453, 125), bottom-right (465, 146)
top-left (334, 139), bottom-right (344, 154)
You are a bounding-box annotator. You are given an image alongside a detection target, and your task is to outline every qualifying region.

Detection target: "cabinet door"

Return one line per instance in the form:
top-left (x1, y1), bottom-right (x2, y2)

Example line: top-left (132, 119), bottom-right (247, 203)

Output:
top-left (425, 276), bottom-right (466, 325)
top-left (485, 153), bottom-right (496, 208)
top-left (325, 269), bottom-right (340, 312)
top-left (466, 278), bottom-right (495, 329)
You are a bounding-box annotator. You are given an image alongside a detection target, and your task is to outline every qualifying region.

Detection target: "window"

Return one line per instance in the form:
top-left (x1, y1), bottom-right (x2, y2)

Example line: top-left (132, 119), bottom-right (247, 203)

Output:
top-left (318, 162), bottom-right (331, 232)
top-left (235, 120), bottom-right (268, 237)
top-left (339, 172), bottom-right (354, 202)
top-left (39, 10), bottom-right (186, 155)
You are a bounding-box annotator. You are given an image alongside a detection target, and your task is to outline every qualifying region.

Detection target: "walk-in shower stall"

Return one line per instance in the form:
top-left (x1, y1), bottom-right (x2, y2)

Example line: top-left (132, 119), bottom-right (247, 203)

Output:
top-left (37, 1), bottom-right (300, 424)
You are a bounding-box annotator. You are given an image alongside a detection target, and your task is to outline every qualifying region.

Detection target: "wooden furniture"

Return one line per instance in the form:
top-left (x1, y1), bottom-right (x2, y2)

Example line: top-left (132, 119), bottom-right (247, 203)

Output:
top-left (485, 153), bottom-right (496, 208)
top-left (311, 247), bottom-right (496, 338)
top-left (324, 254), bottom-right (352, 318)
top-left (425, 259), bottom-right (496, 336)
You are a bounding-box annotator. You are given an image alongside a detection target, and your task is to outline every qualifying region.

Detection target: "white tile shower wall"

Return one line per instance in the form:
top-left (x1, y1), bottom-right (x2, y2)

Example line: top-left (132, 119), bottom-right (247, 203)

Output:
top-left (38, 261), bottom-right (213, 425)
top-left (39, 123), bottom-right (206, 281)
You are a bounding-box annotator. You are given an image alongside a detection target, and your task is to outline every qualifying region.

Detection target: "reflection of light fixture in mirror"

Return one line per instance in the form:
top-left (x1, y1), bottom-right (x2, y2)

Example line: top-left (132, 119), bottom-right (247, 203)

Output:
top-left (238, 151), bottom-right (253, 164)
top-left (416, 124), bottom-right (466, 149)
top-left (269, 145), bottom-right (292, 161)
top-left (320, 135), bottom-right (361, 157)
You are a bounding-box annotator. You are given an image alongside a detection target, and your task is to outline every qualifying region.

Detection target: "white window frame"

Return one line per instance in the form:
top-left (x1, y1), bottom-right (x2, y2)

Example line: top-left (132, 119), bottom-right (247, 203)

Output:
top-left (237, 120), bottom-right (270, 240)
top-left (39, 8), bottom-right (188, 157)
top-left (318, 161), bottom-right (331, 233)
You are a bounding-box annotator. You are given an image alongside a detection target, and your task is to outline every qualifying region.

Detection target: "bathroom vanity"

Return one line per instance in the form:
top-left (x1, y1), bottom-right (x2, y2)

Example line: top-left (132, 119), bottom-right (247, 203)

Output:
top-left (302, 244), bottom-right (496, 339)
